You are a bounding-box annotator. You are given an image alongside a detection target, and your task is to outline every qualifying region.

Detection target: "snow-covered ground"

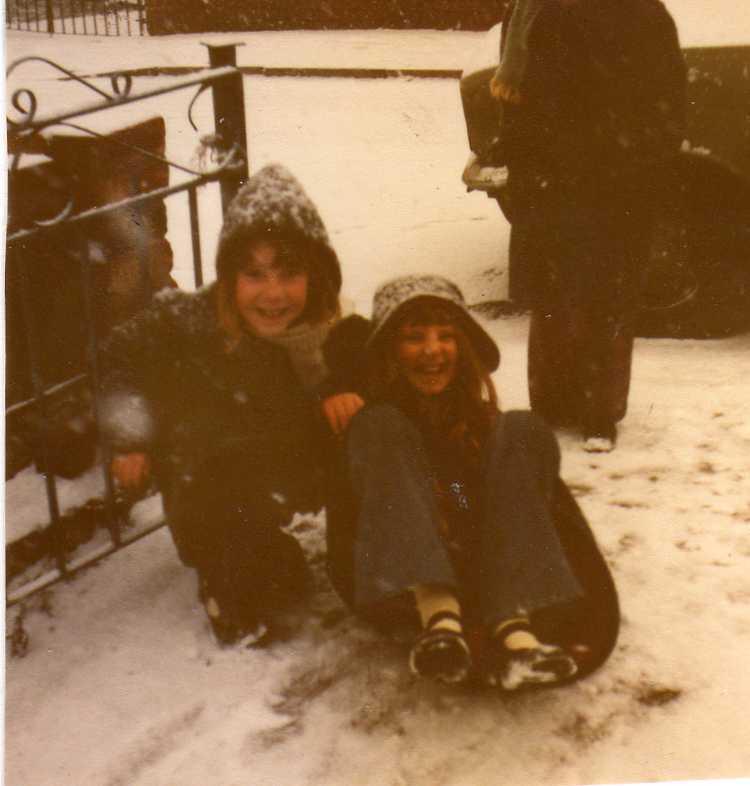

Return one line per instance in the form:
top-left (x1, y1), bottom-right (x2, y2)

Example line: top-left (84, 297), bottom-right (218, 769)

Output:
top-left (5, 13), bottom-right (750, 786)
top-left (5, 319), bottom-right (750, 786)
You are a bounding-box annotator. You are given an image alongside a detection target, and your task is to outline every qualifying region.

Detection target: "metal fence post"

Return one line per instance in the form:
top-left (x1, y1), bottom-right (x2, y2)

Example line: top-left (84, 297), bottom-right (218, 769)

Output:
top-left (45, 0), bottom-right (55, 32)
top-left (77, 231), bottom-right (123, 547)
top-left (9, 242), bottom-right (69, 578)
top-left (204, 43), bottom-right (249, 214)
top-left (137, 0), bottom-right (146, 35)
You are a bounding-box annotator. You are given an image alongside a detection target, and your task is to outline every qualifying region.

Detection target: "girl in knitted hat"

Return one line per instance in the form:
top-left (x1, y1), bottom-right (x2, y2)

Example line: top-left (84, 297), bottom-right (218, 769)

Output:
top-left (99, 164), bottom-right (344, 647)
top-left (322, 275), bottom-right (619, 689)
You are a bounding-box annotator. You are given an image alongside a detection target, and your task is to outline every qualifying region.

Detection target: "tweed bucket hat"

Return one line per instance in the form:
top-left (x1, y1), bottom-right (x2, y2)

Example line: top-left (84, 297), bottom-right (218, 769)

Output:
top-left (368, 275), bottom-right (500, 372)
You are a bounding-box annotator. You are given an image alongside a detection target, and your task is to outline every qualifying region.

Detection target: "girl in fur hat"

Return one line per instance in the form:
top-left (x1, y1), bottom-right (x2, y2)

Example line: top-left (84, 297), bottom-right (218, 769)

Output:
top-left (100, 164), bottom-right (344, 647)
top-left (322, 275), bottom-right (619, 689)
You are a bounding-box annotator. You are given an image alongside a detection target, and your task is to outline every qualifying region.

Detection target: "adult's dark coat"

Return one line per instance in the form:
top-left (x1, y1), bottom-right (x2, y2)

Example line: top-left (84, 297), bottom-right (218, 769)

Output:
top-left (501, 0), bottom-right (686, 309)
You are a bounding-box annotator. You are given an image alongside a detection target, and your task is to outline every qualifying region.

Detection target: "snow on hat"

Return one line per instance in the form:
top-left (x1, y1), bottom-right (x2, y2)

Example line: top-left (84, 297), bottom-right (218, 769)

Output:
top-left (215, 163), bottom-right (341, 293)
top-left (368, 274), bottom-right (500, 372)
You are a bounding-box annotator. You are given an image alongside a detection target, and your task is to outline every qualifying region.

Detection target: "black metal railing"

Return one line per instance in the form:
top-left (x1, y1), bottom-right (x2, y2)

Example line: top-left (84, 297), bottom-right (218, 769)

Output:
top-left (5, 43), bottom-right (249, 606)
top-left (6, 0), bottom-right (146, 35)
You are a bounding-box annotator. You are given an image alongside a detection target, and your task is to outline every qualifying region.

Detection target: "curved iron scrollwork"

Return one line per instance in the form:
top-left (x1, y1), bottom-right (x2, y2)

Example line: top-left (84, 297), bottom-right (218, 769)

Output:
top-left (6, 55), bottom-right (134, 131)
top-left (10, 88), bottom-right (38, 128)
top-left (6, 55), bottom-right (242, 167)
top-left (6, 52), bottom-right (247, 233)
top-left (7, 138), bottom-right (245, 237)
top-left (109, 72), bottom-right (134, 100)
top-left (32, 199), bottom-right (77, 230)
top-left (187, 82), bottom-right (210, 133)
top-left (186, 82), bottom-right (244, 170)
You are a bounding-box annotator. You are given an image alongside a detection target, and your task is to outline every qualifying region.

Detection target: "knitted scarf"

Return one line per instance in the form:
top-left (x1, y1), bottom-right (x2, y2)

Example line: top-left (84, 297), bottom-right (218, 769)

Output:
top-left (266, 318), bottom-right (335, 393)
top-left (492, 0), bottom-right (548, 103)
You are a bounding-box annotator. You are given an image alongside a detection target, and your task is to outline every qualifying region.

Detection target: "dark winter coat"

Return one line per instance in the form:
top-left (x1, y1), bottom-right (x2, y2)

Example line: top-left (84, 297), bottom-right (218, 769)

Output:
top-left (99, 163), bottom-right (342, 569)
top-left (501, 0), bottom-right (686, 195)
top-left (500, 0), bottom-right (686, 311)
top-left (99, 285), bottom-right (325, 565)
top-left (322, 314), bottom-right (619, 677)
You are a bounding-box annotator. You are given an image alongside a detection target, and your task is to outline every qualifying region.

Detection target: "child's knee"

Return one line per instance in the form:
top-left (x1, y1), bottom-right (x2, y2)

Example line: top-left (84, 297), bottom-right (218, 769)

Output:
top-left (492, 409), bottom-right (560, 459)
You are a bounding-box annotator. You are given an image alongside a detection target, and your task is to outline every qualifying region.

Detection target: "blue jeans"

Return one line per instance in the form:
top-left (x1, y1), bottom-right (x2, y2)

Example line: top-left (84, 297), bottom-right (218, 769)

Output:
top-left (341, 405), bottom-right (584, 627)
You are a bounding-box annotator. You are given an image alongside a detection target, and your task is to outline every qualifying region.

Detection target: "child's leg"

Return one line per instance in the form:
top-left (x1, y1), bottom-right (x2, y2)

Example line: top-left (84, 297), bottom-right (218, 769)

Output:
top-left (477, 410), bottom-right (583, 623)
top-left (344, 404), bottom-right (457, 608)
top-left (200, 520), bottom-right (310, 645)
top-left (344, 405), bottom-right (471, 681)
top-left (170, 460), bottom-right (309, 645)
top-left (484, 616), bottom-right (577, 690)
top-left (409, 584), bottom-right (471, 684)
top-left (476, 411), bottom-right (582, 687)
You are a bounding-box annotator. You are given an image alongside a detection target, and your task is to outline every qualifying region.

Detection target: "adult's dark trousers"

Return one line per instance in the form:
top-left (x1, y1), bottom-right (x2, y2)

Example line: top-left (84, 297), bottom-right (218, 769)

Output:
top-left (513, 178), bottom-right (653, 432)
top-left (527, 306), bottom-right (636, 431)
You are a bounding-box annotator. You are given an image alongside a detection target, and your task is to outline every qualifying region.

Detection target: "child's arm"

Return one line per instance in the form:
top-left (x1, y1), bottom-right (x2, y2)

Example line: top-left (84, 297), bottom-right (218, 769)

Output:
top-left (320, 314), bottom-right (372, 434)
top-left (98, 292), bottom-right (179, 481)
top-left (322, 392), bottom-right (365, 435)
top-left (321, 314), bottom-right (371, 394)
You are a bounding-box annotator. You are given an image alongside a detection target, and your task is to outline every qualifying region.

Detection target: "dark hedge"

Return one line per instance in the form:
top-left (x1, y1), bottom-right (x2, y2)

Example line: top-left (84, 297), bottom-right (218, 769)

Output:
top-left (145, 1), bottom-right (506, 35)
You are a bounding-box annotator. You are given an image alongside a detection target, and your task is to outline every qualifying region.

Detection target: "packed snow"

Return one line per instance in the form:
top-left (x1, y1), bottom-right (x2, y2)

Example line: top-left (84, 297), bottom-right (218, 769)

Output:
top-left (6, 319), bottom-right (750, 786)
top-left (4, 13), bottom-right (750, 786)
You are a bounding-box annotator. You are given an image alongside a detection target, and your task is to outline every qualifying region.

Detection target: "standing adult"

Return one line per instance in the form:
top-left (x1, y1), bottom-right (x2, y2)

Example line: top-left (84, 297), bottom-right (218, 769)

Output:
top-left (491, 0), bottom-right (686, 451)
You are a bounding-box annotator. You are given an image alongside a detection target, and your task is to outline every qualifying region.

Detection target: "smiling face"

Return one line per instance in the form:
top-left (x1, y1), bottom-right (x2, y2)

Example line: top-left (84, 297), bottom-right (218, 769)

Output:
top-left (395, 321), bottom-right (459, 396)
top-left (234, 239), bottom-right (308, 337)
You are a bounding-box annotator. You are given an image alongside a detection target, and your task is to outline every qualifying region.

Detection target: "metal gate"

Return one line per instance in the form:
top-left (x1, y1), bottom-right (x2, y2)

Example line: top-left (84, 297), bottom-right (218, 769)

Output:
top-left (6, 43), bottom-right (249, 606)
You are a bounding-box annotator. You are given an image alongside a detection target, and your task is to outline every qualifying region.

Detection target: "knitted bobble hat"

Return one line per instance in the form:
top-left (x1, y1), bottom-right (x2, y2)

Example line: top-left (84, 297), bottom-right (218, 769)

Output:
top-left (215, 163), bottom-right (342, 294)
top-left (368, 274), bottom-right (500, 372)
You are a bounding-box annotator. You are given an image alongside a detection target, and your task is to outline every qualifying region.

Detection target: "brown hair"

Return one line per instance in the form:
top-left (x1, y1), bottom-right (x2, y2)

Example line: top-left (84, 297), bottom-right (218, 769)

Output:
top-left (367, 299), bottom-right (499, 460)
top-left (215, 230), bottom-right (340, 349)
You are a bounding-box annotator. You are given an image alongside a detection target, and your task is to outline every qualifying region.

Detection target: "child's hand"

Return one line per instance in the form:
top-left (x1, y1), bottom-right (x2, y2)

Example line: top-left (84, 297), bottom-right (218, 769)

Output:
top-left (111, 452), bottom-right (151, 491)
top-left (322, 393), bottom-right (365, 436)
